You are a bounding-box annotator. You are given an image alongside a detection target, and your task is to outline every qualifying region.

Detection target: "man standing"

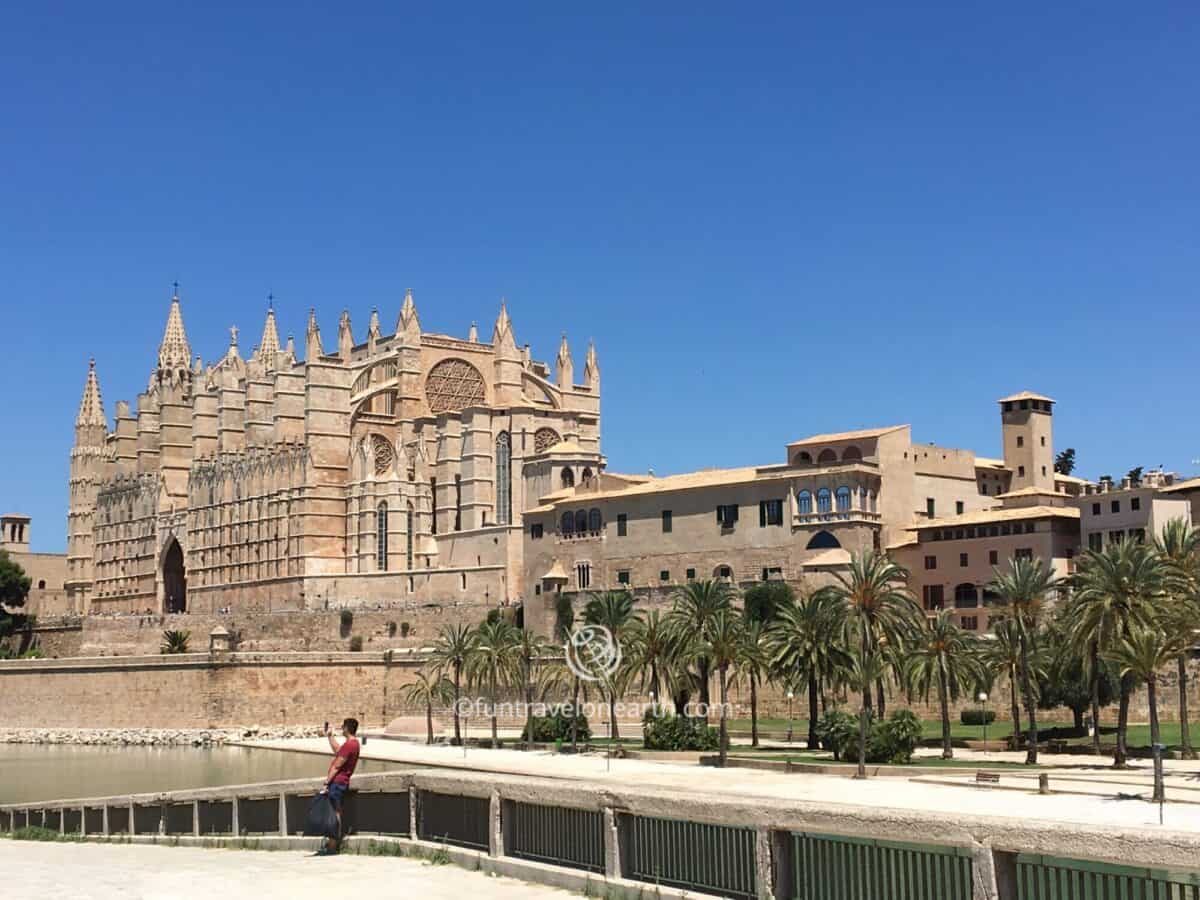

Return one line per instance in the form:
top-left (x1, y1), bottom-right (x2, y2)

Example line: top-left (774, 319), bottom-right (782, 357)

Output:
top-left (318, 717), bottom-right (360, 855)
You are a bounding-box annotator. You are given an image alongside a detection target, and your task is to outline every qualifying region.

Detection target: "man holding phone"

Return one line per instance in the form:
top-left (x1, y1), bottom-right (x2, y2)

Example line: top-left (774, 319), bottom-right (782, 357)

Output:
top-left (318, 717), bottom-right (360, 855)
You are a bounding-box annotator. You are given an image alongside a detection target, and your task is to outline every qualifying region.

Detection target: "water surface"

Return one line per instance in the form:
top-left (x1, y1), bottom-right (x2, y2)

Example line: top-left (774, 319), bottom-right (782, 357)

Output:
top-left (0, 744), bottom-right (396, 804)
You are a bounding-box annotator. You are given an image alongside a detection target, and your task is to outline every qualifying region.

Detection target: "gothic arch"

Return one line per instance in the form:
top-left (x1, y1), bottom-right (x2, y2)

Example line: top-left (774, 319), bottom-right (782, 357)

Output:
top-left (161, 537), bottom-right (187, 614)
top-left (806, 530), bottom-right (841, 550)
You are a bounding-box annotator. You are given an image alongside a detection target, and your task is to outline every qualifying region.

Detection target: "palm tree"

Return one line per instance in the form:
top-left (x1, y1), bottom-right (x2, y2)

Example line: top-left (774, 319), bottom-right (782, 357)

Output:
top-left (989, 556), bottom-right (1060, 764)
top-left (1104, 622), bottom-right (1176, 802)
top-left (766, 588), bottom-right (847, 749)
top-left (904, 611), bottom-right (984, 759)
top-left (465, 618), bottom-right (520, 745)
top-left (160, 629), bottom-right (190, 654)
top-left (981, 619), bottom-right (1030, 749)
top-left (1155, 518), bottom-right (1200, 759)
top-left (583, 590), bottom-right (637, 741)
top-left (845, 644), bottom-right (889, 778)
top-left (825, 550), bottom-right (920, 772)
top-left (625, 609), bottom-right (676, 710)
top-left (514, 627), bottom-right (554, 748)
top-left (429, 622), bottom-right (474, 746)
top-left (1067, 540), bottom-right (1167, 767)
top-left (736, 620), bottom-right (771, 747)
top-left (667, 579), bottom-right (735, 716)
top-left (402, 670), bottom-right (456, 744)
top-left (703, 608), bottom-right (744, 767)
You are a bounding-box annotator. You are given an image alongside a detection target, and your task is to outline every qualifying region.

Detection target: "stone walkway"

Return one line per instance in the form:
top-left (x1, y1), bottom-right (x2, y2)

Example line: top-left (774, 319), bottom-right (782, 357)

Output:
top-left (0, 840), bottom-right (575, 899)
top-left (246, 736), bottom-right (1200, 833)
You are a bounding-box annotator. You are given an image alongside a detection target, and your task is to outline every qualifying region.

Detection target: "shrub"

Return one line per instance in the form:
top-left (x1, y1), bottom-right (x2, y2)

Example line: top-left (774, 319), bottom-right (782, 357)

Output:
top-left (642, 710), bottom-right (719, 751)
top-left (521, 705), bottom-right (591, 743)
top-left (841, 709), bottom-right (924, 765)
top-left (814, 710), bottom-right (858, 760)
top-left (160, 629), bottom-right (190, 654)
top-left (339, 609), bottom-right (354, 636)
top-left (961, 709), bottom-right (997, 726)
top-left (387, 621), bottom-right (398, 638)
top-left (349, 635), bottom-right (364, 652)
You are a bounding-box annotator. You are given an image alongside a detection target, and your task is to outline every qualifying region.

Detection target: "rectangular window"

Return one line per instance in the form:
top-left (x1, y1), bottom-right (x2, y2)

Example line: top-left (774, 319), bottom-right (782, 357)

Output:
top-left (717, 565), bottom-right (732, 579)
top-left (922, 584), bottom-right (944, 610)
top-left (1109, 530), bottom-right (1124, 545)
top-left (1016, 436), bottom-right (1024, 448)
top-left (1088, 532), bottom-right (1103, 551)
top-left (1111, 500), bottom-right (1121, 514)
top-left (760, 499), bottom-right (784, 526)
top-left (659, 570), bottom-right (670, 582)
top-left (981, 484), bottom-right (988, 495)
top-left (959, 553), bottom-right (969, 567)
top-left (454, 475), bottom-right (462, 532)
top-left (1131, 497), bottom-right (1141, 511)
top-left (716, 504), bottom-right (739, 528)
top-left (1026, 521), bottom-right (1036, 534)
top-left (686, 567), bottom-right (696, 581)
top-left (661, 510), bottom-right (672, 533)
top-left (617, 514), bottom-right (627, 537)
top-left (961, 616), bottom-right (979, 631)
top-left (576, 563), bottom-right (591, 589)
top-left (924, 555), bottom-right (937, 570)
top-left (1018, 465), bottom-right (1026, 477)
top-left (956, 500), bottom-right (965, 515)
top-left (989, 549), bottom-right (998, 565)
top-left (430, 477), bottom-right (438, 535)
top-left (926, 498), bottom-right (936, 517)
top-left (530, 523), bottom-right (543, 540)
top-left (1015, 548), bottom-right (1033, 561)
top-left (1092, 503), bottom-right (1101, 515)
top-left (617, 570), bottom-right (630, 585)
top-left (1131, 527), bottom-right (1146, 543)
top-left (761, 566), bottom-right (782, 581)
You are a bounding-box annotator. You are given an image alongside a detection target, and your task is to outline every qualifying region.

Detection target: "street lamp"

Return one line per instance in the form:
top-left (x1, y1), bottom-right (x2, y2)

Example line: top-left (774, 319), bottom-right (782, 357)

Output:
top-left (786, 690), bottom-right (795, 743)
top-left (977, 691), bottom-right (989, 749)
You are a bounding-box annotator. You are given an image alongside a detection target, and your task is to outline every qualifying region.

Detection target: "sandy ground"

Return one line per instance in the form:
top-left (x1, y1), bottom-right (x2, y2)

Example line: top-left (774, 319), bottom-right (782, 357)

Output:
top-left (0, 840), bottom-right (575, 900)
top-left (246, 735), bottom-right (1200, 833)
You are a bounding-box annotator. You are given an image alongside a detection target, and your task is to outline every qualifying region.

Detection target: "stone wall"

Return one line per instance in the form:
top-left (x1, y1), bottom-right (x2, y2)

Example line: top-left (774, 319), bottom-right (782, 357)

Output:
top-left (0, 652), bottom-right (427, 730)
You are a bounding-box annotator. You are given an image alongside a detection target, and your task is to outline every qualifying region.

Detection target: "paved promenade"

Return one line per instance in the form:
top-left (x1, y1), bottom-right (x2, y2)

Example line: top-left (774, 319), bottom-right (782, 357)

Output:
top-left (0, 840), bottom-right (574, 900)
top-left (247, 736), bottom-right (1200, 833)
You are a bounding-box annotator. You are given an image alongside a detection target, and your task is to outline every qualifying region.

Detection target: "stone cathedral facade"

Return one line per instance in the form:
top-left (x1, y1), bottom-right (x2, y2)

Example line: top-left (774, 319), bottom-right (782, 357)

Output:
top-left (66, 290), bottom-right (602, 614)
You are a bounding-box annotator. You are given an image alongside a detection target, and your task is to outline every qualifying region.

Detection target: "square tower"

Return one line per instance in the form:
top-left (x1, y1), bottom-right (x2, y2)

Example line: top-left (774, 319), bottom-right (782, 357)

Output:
top-left (999, 391), bottom-right (1055, 492)
top-left (0, 513), bottom-right (31, 553)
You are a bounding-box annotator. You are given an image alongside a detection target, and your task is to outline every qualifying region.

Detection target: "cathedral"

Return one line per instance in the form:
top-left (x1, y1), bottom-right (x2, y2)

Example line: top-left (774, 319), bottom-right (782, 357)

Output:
top-left (66, 290), bottom-right (602, 614)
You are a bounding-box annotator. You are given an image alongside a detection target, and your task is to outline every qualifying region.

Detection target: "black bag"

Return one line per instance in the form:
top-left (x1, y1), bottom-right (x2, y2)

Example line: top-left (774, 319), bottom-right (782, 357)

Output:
top-left (302, 793), bottom-right (339, 838)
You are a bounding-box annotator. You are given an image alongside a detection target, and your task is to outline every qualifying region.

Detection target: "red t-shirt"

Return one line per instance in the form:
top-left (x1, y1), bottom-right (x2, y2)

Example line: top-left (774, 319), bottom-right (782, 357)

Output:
top-left (331, 737), bottom-right (360, 785)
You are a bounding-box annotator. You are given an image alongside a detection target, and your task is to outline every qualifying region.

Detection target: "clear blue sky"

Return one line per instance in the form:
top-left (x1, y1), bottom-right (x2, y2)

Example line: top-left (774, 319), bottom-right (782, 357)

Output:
top-left (2, 3), bottom-right (1197, 552)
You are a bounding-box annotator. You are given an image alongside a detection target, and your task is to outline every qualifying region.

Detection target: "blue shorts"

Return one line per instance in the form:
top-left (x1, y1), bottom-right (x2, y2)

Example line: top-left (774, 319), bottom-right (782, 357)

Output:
top-left (327, 782), bottom-right (348, 811)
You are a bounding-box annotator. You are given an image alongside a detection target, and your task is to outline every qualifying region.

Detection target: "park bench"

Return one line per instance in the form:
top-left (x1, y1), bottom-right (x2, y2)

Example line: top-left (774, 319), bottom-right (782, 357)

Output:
top-left (975, 771), bottom-right (1000, 785)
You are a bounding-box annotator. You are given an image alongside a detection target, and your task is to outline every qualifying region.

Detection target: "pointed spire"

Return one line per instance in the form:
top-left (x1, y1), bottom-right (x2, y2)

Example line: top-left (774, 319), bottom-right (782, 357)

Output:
top-left (584, 339), bottom-right (600, 388)
top-left (338, 309), bottom-right (354, 361)
top-left (305, 308), bottom-right (324, 361)
top-left (468, 321), bottom-right (478, 342)
top-left (492, 299), bottom-right (512, 344)
top-left (193, 355), bottom-right (204, 375)
top-left (284, 334), bottom-right (297, 363)
top-left (396, 288), bottom-right (420, 336)
top-left (259, 304), bottom-right (281, 366)
top-left (157, 291), bottom-right (192, 371)
top-left (367, 307), bottom-right (380, 356)
top-left (226, 325), bottom-right (241, 361)
top-left (76, 358), bottom-right (107, 428)
top-left (556, 333), bottom-right (574, 388)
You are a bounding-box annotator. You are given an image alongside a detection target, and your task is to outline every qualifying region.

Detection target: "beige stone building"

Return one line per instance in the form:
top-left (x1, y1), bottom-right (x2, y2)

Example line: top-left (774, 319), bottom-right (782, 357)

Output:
top-left (0, 514), bottom-right (73, 618)
top-left (1076, 470), bottom-right (1193, 552)
top-left (523, 390), bottom-right (1091, 634)
top-left (66, 290), bottom-right (602, 615)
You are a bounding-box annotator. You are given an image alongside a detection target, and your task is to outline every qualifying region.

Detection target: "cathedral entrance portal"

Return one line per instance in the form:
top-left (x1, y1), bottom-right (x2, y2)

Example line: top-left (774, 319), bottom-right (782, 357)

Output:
top-left (162, 539), bottom-right (187, 614)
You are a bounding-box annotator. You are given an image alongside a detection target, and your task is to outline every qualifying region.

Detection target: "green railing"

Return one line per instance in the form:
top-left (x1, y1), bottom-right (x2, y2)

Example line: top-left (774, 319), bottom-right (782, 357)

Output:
top-left (506, 801), bottom-right (604, 873)
top-left (1016, 853), bottom-right (1200, 900)
top-left (793, 832), bottom-right (974, 900)
top-left (629, 814), bottom-right (757, 900)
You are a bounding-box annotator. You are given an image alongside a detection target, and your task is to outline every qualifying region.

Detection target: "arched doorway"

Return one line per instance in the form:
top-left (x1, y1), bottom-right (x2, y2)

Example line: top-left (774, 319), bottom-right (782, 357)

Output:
top-left (162, 539), bottom-right (187, 614)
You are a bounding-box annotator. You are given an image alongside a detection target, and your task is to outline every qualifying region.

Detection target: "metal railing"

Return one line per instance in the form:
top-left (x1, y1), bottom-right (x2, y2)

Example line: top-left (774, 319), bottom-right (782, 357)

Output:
top-left (417, 791), bottom-right (488, 851)
top-left (628, 814), bottom-right (757, 900)
top-left (506, 800), bottom-right (603, 874)
top-left (793, 831), bottom-right (974, 900)
top-left (1016, 853), bottom-right (1200, 900)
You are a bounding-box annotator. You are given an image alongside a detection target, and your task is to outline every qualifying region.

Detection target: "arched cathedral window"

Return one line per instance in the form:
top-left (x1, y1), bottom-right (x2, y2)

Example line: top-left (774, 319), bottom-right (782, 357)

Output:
top-left (406, 503), bottom-right (415, 570)
top-left (376, 502), bottom-right (388, 571)
top-left (495, 431), bottom-right (512, 525)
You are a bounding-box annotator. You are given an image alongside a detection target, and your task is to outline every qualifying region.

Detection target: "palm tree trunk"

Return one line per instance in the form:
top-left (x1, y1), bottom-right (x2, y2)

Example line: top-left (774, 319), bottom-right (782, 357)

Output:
top-left (1150, 677), bottom-right (1164, 803)
top-left (876, 678), bottom-right (886, 718)
top-left (856, 698), bottom-right (869, 779)
top-left (490, 673), bottom-right (499, 745)
top-left (1009, 664), bottom-right (1022, 751)
top-left (1114, 676), bottom-right (1131, 768)
top-left (452, 665), bottom-right (462, 746)
top-left (524, 677), bottom-right (534, 748)
top-left (1018, 631), bottom-right (1038, 765)
top-left (750, 674), bottom-right (759, 748)
top-left (1179, 654), bottom-right (1195, 760)
top-left (609, 689), bottom-right (619, 742)
top-left (698, 658), bottom-right (711, 719)
top-left (1089, 642), bottom-right (1102, 756)
top-left (718, 667), bottom-right (730, 768)
top-left (807, 672), bottom-right (820, 750)
top-left (426, 700), bottom-right (434, 745)
top-left (570, 677), bottom-right (581, 752)
top-left (939, 669), bottom-right (952, 760)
